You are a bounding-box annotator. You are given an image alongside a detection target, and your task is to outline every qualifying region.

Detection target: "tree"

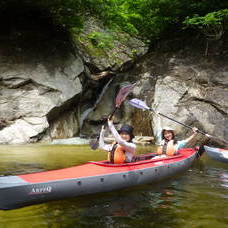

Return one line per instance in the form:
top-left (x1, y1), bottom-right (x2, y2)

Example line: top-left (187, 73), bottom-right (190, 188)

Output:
top-left (184, 9), bottom-right (228, 55)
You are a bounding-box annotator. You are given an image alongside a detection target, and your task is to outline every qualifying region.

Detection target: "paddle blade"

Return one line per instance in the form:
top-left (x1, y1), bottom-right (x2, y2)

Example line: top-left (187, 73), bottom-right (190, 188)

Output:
top-left (115, 83), bottom-right (136, 108)
top-left (89, 136), bottom-right (99, 150)
top-left (128, 98), bottom-right (150, 110)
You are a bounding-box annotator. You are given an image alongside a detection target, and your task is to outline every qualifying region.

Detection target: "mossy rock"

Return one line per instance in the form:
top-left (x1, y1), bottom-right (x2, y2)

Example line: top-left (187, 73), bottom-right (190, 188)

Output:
top-left (72, 17), bottom-right (148, 71)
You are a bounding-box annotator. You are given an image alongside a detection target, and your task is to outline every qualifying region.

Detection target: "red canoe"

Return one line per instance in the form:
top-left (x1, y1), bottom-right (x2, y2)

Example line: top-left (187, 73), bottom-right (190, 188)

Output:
top-left (0, 148), bottom-right (198, 210)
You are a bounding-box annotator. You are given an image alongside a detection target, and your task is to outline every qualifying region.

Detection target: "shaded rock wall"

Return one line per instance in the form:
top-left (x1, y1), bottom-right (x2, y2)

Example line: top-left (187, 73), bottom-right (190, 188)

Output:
top-left (0, 3), bottom-right (147, 144)
top-left (152, 56), bottom-right (228, 145)
top-left (0, 55), bottom-right (84, 144)
top-left (127, 49), bottom-right (228, 146)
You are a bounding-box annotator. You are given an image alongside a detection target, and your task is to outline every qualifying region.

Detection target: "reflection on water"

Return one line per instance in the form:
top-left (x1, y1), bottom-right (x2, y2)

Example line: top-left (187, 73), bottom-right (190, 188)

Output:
top-left (0, 144), bottom-right (227, 228)
top-left (220, 172), bottom-right (228, 189)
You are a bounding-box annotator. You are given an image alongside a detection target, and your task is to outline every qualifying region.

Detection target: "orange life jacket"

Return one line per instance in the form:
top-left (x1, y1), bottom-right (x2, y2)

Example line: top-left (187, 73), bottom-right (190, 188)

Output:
top-left (109, 144), bottom-right (126, 164)
top-left (157, 140), bottom-right (176, 156)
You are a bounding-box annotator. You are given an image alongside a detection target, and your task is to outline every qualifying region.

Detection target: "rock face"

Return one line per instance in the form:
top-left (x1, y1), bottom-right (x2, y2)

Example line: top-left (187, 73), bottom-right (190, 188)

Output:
top-left (133, 53), bottom-right (228, 146)
top-left (0, 6), bottom-right (227, 147)
top-left (0, 12), bottom-right (148, 144)
top-left (0, 55), bottom-right (84, 144)
top-left (1, 44), bottom-right (227, 146)
top-left (90, 51), bottom-right (228, 147)
top-left (74, 17), bottom-right (148, 71)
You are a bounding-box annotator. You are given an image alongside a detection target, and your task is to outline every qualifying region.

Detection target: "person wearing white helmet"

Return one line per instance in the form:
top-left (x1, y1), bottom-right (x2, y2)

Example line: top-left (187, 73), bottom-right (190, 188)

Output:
top-left (156, 126), bottom-right (198, 156)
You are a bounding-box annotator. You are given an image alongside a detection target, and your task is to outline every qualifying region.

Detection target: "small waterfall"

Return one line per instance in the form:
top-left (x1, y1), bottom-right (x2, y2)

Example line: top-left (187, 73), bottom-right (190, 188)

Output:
top-left (79, 78), bottom-right (114, 130)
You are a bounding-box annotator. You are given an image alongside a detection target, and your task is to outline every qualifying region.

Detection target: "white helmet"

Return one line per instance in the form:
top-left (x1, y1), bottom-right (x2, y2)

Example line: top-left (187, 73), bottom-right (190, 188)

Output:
top-left (162, 127), bottom-right (175, 132)
top-left (161, 127), bottom-right (175, 140)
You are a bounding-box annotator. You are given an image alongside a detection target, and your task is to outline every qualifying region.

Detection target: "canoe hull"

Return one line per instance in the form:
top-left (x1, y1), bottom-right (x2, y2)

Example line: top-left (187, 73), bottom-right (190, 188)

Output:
top-left (0, 148), bottom-right (197, 210)
top-left (204, 146), bottom-right (228, 163)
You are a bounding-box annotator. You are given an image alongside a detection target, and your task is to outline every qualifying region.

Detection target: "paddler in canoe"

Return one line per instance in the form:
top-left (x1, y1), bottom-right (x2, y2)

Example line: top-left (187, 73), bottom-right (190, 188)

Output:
top-left (99, 117), bottom-right (136, 164)
top-left (155, 126), bottom-right (199, 157)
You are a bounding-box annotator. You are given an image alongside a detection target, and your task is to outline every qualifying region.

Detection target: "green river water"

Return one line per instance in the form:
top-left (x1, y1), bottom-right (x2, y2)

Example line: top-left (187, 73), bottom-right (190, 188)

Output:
top-left (0, 144), bottom-right (227, 228)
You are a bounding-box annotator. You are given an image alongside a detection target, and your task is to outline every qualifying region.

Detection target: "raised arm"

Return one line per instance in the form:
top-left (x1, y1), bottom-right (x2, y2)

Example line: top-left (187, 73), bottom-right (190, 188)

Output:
top-left (98, 125), bottom-right (113, 151)
top-left (107, 120), bottom-right (136, 152)
top-left (184, 127), bottom-right (198, 143)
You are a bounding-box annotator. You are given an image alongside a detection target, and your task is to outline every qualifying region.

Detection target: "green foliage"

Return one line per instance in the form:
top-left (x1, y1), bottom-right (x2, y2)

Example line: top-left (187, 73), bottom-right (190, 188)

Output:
top-left (82, 0), bottom-right (141, 35)
top-left (82, 0), bottom-right (228, 41)
top-left (87, 31), bottom-right (114, 49)
top-left (130, 0), bottom-right (228, 40)
top-left (0, 0), bottom-right (228, 43)
top-left (184, 9), bottom-right (228, 40)
top-left (184, 9), bottom-right (228, 28)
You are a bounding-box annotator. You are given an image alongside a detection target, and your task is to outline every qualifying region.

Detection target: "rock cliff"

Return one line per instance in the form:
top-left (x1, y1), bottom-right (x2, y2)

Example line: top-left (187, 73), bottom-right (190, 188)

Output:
top-left (0, 6), bottom-right (227, 146)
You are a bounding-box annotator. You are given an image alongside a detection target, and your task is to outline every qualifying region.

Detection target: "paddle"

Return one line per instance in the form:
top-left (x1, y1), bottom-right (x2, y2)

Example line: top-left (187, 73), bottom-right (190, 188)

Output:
top-left (89, 83), bottom-right (136, 150)
top-left (128, 98), bottom-right (228, 145)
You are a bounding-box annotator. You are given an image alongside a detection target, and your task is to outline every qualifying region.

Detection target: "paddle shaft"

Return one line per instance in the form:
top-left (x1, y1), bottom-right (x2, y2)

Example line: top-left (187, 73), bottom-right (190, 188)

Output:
top-left (109, 106), bottom-right (118, 120)
top-left (128, 98), bottom-right (228, 145)
top-left (102, 106), bottom-right (118, 129)
top-left (153, 110), bottom-right (207, 135)
top-left (152, 109), bottom-right (228, 145)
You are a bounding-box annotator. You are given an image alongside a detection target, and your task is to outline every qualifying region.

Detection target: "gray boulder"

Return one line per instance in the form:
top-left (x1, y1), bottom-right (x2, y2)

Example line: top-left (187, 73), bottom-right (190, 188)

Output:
top-left (0, 55), bottom-right (84, 144)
